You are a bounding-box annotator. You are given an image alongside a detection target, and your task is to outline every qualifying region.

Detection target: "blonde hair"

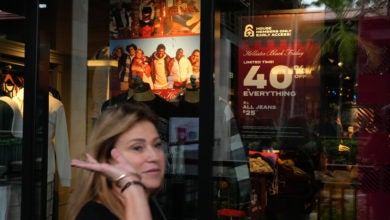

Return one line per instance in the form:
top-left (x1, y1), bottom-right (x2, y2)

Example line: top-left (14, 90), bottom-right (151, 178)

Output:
top-left (66, 103), bottom-right (159, 220)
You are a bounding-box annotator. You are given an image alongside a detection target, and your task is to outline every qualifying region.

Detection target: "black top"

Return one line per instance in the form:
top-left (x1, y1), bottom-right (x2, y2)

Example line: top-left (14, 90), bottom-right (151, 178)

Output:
top-left (76, 201), bottom-right (118, 220)
top-left (76, 199), bottom-right (167, 220)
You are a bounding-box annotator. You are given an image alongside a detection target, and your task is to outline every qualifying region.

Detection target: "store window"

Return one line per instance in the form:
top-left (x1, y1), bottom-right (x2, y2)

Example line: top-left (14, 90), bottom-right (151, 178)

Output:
top-left (1, 1), bottom-right (72, 219)
top-left (1, 0), bottom-right (389, 219)
top-left (213, 0), bottom-right (390, 219)
top-left (87, 1), bottom-right (202, 219)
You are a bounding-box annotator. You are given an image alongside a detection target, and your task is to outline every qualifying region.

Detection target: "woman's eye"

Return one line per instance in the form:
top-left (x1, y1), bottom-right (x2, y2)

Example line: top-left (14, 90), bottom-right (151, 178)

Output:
top-left (132, 145), bottom-right (144, 151)
top-left (154, 142), bottom-right (162, 149)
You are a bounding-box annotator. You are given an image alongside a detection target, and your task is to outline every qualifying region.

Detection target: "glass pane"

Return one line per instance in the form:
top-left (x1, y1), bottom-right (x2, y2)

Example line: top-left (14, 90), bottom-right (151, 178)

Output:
top-left (2, 1), bottom-right (70, 219)
top-left (0, 1), bottom-right (25, 219)
top-left (214, 0), bottom-right (390, 219)
top-left (87, 0), bottom-right (202, 219)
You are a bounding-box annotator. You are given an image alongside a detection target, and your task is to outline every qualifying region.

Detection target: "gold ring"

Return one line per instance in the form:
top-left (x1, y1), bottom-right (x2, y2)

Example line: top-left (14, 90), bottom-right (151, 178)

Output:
top-left (114, 173), bottom-right (127, 183)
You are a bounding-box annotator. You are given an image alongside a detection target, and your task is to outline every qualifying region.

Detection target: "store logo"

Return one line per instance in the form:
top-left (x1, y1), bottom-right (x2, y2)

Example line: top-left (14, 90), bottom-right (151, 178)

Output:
top-left (244, 24), bottom-right (255, 37)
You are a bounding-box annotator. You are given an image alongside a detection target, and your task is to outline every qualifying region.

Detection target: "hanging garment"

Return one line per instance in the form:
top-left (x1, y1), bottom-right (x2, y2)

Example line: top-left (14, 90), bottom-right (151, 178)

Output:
top-left (0, 96), bottom-right (23, 138)
top-left (11, 89), bottom-right (71, 186)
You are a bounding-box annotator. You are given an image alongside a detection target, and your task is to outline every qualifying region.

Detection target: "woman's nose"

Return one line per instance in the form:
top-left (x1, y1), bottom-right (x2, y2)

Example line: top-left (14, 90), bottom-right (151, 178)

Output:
top-left (146, 146), bottom-right (162, 161)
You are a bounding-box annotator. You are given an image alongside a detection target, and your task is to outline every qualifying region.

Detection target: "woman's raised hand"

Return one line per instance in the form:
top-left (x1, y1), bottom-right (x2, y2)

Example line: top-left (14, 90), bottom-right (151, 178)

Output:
top-left (71, 148), bottom-right (141, 185)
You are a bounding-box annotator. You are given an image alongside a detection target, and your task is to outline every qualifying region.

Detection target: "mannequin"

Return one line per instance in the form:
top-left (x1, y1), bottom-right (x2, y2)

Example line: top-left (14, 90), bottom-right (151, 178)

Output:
top-left (10, 88), bottom-right (71, 219)
top-left (102, 75), bottom-right (178, 118)
top-left (178, 75), bottom-right (199, 117)
top-left (11, 88), bottom-right (71, 185)
top-left (0, 99), bottom-right (13, 138)
top-left (183, 75), bottom-right (199, 103)
top-left (101, 75), bottom-right (179, 142)
top-left (0, 96), bottom-right (23, 171)
top-left (133, 74), bottom-right (155, 102)
top-left (47, 93), bottom-right (72, 187)
top-left (130, 75), bottom-right (179, 122)
top-left (0, 95), bottom-right (23, 220)
top-left (0, 96), bottom-right (23, 139)
top-left (100, 75), bottom-right (154, 112)
top-left (101, 83), bottom-right (135, 112)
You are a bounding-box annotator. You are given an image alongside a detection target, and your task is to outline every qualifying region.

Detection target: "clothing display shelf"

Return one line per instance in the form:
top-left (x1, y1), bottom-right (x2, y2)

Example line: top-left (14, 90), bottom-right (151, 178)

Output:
top-left (0, 38), bottom-right (67, 66)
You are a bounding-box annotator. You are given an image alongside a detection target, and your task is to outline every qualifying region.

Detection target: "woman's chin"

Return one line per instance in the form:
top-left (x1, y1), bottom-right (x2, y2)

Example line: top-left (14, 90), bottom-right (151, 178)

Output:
top-left (145, 180), bottom-right (163, 190)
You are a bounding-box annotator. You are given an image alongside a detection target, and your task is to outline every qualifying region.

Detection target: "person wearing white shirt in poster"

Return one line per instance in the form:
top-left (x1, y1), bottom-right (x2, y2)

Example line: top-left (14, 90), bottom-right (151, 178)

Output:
top-left (168, 48), bottom-right (193, 89)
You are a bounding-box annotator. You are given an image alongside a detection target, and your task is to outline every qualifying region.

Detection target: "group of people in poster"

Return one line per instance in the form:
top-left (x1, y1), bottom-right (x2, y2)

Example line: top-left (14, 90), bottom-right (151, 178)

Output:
top-left (109, 0), bottom-right (201, 93)
top-left (111, 42), bottom-right (200, 91)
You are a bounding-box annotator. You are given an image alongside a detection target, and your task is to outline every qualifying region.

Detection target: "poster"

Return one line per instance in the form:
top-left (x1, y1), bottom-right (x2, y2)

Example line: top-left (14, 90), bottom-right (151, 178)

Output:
top-left (109, 0), bottom-right (200, 39)
top-left (109, 0), bottom-right (201, 101)
top-left (238, 13), bottom-right (323, 146)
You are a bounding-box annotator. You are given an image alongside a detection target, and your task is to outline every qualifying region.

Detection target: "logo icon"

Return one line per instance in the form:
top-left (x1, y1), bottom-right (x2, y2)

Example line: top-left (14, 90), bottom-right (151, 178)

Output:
top-left (244, 24), bottom-right (254, 37)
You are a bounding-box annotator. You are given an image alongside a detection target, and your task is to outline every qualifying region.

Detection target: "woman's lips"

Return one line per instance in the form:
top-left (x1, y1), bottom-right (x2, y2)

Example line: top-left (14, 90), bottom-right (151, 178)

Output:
top-left (142, 168), bottom-right (161, 175)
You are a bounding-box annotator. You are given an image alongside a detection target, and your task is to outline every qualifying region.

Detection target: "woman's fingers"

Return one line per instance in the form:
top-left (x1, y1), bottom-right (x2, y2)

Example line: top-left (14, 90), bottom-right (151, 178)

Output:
top-left (71, 153), bottom-right (96, 167)
top-left (85, 153), bottom-right (98, 164)
top-left (70, 159), bottom-right (83, 167)
top-left (71, 150), bottom-right (139, 182)
top-left (71, 158), bottom-right (100, 171)
top-left (71, 153), bottom-right (124, 179)
top-left (72, 158), bottom-right (119, 179)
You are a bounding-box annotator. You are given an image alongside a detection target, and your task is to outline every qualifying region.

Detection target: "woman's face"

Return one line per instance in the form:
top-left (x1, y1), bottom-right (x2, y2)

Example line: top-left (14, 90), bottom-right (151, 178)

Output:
top-left (114, 120), bottom-right (165, 192)
top-left (190, 51), bottom-right (200, 63)
top-left (136, 49), bottom-right (143, 58)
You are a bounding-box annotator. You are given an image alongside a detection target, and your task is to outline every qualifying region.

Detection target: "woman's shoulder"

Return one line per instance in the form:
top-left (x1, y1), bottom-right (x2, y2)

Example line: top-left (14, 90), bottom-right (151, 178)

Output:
top-left (76, 200), bottom-right (119, 220)
top-left (150, 197), bottom-right (168, 220)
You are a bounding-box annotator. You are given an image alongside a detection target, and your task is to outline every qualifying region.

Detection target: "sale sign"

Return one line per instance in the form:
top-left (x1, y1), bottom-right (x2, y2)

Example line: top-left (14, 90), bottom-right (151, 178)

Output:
top-left (237, 13), bottom-right (323, 141)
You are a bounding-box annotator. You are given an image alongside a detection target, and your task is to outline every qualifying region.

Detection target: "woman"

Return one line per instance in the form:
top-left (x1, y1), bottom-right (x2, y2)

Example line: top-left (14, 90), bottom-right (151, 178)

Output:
top-left (131, 48), bottom-right (154, 89)
top-left (188, 49), bottom-right (200, 83)
top-left (67, 103), bottom-right (166, 220)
